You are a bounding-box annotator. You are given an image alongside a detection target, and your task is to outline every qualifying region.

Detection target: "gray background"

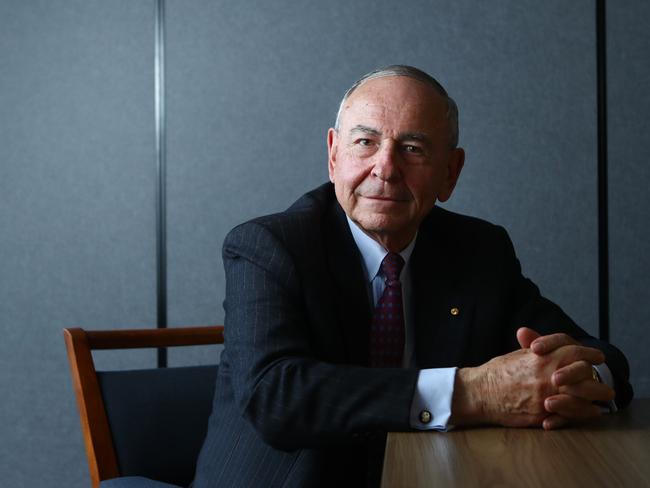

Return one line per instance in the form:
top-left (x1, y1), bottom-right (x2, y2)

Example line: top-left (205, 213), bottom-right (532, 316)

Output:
top-left (607, 0), bottom-right (650, 404)
top-left (0, 1), bottom-right (647, 486)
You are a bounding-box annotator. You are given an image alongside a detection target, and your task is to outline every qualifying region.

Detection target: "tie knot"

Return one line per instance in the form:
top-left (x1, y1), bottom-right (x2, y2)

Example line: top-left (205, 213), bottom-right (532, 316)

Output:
top-left (381, 252), bottom-right (405, 284)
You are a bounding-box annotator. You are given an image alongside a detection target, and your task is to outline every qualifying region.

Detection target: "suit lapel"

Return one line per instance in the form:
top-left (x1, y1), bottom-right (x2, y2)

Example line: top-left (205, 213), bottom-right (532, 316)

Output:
top-left (324, 202), bottom-right (373, 366)
top-left (412, 207), bottom-right (475, 368)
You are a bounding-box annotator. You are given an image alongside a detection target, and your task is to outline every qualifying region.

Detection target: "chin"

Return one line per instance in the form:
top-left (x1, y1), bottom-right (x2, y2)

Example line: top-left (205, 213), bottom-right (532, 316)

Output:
top-left (356, 216), bottom-right (406, 235)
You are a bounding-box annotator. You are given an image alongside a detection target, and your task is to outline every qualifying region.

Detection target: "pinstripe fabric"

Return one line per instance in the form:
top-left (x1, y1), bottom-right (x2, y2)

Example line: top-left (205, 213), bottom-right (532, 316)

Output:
top-left (192, 183), bottom-right (632, 487)
top-left (193, 184), bottom-right (416, 487)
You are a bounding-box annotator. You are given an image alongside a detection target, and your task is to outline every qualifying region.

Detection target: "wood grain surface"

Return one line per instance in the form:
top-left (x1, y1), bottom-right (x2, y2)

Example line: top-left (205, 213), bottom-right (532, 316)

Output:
top-left (382, 399), bottom-right (650, 487)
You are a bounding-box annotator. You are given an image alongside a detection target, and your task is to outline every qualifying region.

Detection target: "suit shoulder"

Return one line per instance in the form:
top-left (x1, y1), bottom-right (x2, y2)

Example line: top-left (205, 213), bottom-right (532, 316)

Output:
top-left (224, 183), bottom-right (335, 253)
top-left (421, 206), bottom-right (515, 266)
top-left (429, 205), bottom-right (508, 240)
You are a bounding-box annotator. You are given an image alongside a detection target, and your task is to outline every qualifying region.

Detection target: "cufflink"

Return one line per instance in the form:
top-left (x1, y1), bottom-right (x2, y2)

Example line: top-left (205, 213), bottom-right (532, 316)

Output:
top-left (419, 410), bottom-right (432, 424)
top-left (450, 307), bottom-right (459, 316)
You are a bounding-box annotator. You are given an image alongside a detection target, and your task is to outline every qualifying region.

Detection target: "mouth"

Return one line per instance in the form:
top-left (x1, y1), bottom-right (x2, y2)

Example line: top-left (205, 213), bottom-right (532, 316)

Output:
top-left (361, 195), bottom-right (410, 203)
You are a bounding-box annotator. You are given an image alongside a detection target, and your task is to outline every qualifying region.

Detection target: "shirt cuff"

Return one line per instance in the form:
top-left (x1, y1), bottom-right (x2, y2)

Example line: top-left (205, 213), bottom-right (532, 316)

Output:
top-left (409, 367), bottom-right (457, 431)
top-left (593, 363), bottom-right (618, 413)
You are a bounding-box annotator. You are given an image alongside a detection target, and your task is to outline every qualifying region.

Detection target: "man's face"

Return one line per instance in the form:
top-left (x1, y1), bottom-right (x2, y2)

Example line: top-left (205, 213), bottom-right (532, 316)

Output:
top-left (328, 75), bottom-right (465, 251)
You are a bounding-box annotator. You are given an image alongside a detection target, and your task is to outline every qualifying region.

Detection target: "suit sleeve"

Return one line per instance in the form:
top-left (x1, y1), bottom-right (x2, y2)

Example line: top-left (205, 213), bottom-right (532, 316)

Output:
top-left (222, 221), bottom-right (420, 450)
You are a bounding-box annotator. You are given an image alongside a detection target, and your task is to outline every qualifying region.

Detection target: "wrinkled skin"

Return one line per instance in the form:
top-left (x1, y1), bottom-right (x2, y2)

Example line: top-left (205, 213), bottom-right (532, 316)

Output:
top-left (452, 328), bottom-right (615, 429)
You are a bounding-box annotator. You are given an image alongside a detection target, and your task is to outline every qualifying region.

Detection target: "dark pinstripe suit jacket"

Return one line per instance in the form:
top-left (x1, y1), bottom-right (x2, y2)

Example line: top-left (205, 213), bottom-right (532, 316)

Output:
top-left (192, 183), bottom-right (632, 488)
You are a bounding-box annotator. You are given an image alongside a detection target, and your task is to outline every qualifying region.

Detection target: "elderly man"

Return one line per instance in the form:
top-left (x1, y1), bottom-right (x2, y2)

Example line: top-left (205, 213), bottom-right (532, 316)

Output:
top-left (192, 65), bottom-right (632, 487)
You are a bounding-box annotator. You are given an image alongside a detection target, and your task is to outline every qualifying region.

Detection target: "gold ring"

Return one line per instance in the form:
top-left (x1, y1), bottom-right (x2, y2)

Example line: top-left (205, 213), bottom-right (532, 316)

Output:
top-left (592, 368), bottom-right (601, 383)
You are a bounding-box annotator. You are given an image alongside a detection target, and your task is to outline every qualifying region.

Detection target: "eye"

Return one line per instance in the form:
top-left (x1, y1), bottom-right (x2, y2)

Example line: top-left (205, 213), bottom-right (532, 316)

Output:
top-left (403, 144), bottom-right (423, 154)
top-left (358, 138), bottom-right (372, 146)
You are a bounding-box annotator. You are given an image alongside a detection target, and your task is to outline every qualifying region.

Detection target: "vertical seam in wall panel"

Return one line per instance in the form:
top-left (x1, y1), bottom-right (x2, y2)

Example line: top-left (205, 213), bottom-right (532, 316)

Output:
top-left (155, 0), bottom-right (168, 367)
top-left (596, 0), bottom-right (609, 342)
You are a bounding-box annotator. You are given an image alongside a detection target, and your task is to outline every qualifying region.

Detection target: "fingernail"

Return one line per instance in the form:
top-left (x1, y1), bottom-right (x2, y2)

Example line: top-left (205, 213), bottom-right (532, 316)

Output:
top-left (545, 398), bottom-right (555, 410)
top-left (553, 372), bottom-right (563, 384)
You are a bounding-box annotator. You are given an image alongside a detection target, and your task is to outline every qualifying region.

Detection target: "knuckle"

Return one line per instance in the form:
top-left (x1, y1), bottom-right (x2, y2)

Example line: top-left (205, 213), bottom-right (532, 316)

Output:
top-left (569, 345), bottom-right (582, 360)
top-left (578, 360), bottom-right (592, 373)
top-left (553, 333), bottom-right (570, 347)
top-left (533, 414), bottom-right (547, 424)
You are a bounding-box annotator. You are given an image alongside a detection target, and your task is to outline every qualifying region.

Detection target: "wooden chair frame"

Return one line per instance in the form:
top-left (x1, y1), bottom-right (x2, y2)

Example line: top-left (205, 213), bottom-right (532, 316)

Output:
top-left (63, 326), bottom-right (224, 488)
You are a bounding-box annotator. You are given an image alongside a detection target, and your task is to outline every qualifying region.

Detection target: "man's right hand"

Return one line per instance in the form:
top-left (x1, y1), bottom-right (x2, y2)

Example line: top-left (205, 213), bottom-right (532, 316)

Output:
top-left (450, 343), bottom-right (607, 428)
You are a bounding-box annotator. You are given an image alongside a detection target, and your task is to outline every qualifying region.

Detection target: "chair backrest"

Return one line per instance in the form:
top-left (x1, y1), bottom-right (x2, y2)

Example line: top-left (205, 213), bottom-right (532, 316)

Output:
top-left (64, 326), bottom-right (224, 488)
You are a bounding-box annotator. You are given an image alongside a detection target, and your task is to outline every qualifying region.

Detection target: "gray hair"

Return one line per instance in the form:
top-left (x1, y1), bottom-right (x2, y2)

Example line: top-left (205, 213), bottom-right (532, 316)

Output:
top-left (334, 65), bottom-right (459, 148)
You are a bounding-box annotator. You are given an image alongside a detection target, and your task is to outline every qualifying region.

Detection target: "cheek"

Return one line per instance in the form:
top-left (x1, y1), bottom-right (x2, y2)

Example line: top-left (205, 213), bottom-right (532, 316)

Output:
top-left (334, 155), bottom-right (372, 193)
top-left (405, 170), bottom-right (442, 205)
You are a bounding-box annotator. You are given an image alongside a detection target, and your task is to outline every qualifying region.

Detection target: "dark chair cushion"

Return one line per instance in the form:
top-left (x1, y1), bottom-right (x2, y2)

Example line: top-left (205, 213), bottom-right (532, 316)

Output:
top-left (98, 365), bottom-right (218, 488)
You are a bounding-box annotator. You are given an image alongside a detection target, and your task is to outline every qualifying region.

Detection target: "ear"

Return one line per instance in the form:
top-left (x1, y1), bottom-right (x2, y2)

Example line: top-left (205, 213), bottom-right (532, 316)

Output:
top-left (327, 128), bottom-right (338, 183)
top-left (437, 148), bottom-right (465, 202)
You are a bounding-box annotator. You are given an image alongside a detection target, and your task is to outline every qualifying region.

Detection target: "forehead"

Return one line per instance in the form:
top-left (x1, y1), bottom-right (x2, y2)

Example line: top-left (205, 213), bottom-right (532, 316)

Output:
top-left (339, 76), bottom-right (449, 134)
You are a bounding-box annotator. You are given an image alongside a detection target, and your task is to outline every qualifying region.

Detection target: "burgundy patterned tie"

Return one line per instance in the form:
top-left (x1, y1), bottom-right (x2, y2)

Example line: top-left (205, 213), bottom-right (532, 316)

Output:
top-left (369, 252), bottom-right (405, 368)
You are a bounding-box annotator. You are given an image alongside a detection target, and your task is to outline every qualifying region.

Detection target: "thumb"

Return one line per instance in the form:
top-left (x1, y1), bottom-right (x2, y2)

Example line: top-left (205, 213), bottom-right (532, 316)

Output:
top-left (516, 327), bottom-right (541, 349)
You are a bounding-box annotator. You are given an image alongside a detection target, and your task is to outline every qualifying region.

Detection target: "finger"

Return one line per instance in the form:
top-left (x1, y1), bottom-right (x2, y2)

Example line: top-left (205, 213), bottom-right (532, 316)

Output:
top-left (553, 360), bottom-right (594, 387)
top-left (516, 327), bottom-right (541, 349)
top-left (542, 414), bottom-right (570, 430)
top-left (544, 394), bottom-right (603, 419)
top-left (555, 345), bottom-right (606, 368)
top-left (530, 333), bottom-right (579, 355)
top-left (558, 381), bottom-right (616, 403)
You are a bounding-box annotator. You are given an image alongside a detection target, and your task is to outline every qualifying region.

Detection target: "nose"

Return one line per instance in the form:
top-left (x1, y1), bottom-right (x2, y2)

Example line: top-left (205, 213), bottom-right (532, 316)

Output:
top-left (371, 141), bottom-right (402, 182)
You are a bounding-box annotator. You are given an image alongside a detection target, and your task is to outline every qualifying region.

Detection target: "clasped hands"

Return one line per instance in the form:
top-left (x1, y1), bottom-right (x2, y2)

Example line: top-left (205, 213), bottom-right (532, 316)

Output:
top-left (451, 327), bottom-right (615, 430)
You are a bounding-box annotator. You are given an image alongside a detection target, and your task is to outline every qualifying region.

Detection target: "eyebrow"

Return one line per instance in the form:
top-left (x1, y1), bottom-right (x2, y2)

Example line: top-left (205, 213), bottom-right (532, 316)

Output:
top-left (349, 125), bottom-right (381, 136)
top-left (399, 132), bottom-right (429, 143)
top-left (349, 125), bottom-right (430, 144)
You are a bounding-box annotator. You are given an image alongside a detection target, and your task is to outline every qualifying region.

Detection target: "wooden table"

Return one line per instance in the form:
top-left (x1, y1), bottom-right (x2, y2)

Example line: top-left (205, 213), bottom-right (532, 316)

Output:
top-left (382, 399), bottom-right (650, 487)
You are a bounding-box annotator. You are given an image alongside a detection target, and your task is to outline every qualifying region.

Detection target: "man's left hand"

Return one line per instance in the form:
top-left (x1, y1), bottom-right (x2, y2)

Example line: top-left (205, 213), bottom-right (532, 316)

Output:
top-left (516, 327), bottom-right (615, 430)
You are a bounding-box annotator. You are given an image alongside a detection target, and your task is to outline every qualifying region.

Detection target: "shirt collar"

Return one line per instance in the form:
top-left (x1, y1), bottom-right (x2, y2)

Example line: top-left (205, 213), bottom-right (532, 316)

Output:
top-left (346, 216), bottom-right (416, 282)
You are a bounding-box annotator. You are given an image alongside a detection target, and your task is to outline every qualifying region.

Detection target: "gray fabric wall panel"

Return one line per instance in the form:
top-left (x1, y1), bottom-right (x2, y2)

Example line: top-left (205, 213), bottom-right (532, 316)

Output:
top-left (0, 1), bottom-right (156, 486)
top-left (165, 0), bottom-right (598, 367)
top-left (608, 1), bottom-right (650, 397)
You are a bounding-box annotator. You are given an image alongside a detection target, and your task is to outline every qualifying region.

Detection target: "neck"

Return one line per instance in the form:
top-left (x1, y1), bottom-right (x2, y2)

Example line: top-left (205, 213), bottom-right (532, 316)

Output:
top-left (362, 228), bottom-right (416, 253)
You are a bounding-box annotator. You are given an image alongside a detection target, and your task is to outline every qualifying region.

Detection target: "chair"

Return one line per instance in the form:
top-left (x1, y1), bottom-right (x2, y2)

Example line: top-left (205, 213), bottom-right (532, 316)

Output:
top-left (64, 326), bottom-right (224, 488)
